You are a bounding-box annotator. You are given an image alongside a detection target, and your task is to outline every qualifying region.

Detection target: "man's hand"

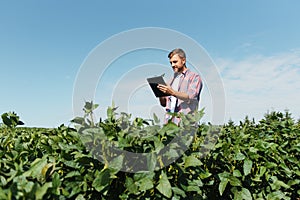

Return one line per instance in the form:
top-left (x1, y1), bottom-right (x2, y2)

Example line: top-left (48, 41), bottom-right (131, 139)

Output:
top-left (157, 84), bottom-right (174, 96)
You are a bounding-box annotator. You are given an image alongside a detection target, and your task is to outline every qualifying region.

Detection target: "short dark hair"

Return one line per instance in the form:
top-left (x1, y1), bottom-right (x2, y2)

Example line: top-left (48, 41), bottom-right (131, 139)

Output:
top-left (168, 48), bottom-right (186, 59)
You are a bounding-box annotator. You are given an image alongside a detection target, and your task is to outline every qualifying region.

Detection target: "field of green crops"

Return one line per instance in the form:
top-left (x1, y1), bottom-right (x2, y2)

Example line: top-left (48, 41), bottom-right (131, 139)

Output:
top-left (1, 102), bottom-right (300, 200)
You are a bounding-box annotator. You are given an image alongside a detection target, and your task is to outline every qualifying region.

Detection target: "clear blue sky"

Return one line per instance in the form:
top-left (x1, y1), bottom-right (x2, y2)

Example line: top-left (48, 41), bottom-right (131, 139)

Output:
top-left (1, 0), bottom-right (300, 127)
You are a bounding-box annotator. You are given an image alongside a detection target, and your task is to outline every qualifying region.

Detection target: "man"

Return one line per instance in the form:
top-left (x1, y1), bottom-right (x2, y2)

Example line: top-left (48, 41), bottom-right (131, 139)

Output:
top-left (157, 48), bottom-right (203, 124)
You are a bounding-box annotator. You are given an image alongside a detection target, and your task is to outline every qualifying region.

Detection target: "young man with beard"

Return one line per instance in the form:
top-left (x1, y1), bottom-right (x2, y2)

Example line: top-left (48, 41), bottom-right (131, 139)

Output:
top-left (157, 48), bottom-right (203, 124)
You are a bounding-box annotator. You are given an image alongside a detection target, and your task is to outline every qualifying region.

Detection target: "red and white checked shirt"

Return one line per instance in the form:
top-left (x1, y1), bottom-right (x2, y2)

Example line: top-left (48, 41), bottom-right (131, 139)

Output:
top-left (163, 69), bottom-right (203, 124)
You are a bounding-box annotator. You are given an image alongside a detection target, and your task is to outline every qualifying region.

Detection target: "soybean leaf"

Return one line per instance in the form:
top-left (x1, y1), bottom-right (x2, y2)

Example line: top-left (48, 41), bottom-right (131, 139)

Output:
top-left (233, 169), bottom-right (242, 177)
top-left (92, 169), bottom-right (112, 192)
top-left (125, 177), bottom-right (138, 194)
top-left (147, 152), bottom-right (157, 172)
top-left (232, 187), bottom-right (252, 200)
top-left (234, 152), bottom-right (246, 161)
top-left (267, 191), bottom-right (289, 200)
top-left (172, 187), bottom-right (186, 198)
top-left (35, 182), bottom-right (52, 200)
top-left (243, 159), bottom-right (253, 176)
top-left (156, 171), bottom-right (172, 198)
top-left (136, 176), bottom-right (154, 191)
top-left (109, 155), bottom-right (124, 173)
top-left (219, 179), bottom-right (229, 196)
top-left (184, 155), bottom-right (202, 168)
top-left (229, 176), bottom-right (242, 187)
top-left (241, 188), bottom-right (252, 200)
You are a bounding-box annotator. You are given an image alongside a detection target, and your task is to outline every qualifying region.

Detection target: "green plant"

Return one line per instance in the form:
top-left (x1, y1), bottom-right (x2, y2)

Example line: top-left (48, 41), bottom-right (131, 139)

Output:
top-left (1, 112), bottom-right (24, 128)
top-left (0, 104), bottom-right (299, 199)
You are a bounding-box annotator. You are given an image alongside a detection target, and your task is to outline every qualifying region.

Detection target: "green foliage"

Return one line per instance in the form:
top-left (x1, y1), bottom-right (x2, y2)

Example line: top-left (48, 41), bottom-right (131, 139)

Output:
top-left (210, 111), bottom-right (300, 199)
top-left (1, 112), bottom-right (24, 128)
top-left (1, 104), bottom-right (299, 199)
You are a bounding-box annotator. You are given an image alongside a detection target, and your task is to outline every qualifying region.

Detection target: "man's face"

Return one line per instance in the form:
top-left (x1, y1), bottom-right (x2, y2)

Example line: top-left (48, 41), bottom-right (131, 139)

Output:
top-left (169, 54), bottom-right (186, 73)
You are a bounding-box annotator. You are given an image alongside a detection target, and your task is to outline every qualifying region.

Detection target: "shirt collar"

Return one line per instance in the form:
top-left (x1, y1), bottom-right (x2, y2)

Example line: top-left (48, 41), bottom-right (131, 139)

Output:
top-left (182, 68), bottom-right (189, 76)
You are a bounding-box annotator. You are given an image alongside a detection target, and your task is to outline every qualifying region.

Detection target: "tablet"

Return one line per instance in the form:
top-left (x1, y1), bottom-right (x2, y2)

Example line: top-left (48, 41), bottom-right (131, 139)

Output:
top-left (147, 75), bottom-right (168, 97)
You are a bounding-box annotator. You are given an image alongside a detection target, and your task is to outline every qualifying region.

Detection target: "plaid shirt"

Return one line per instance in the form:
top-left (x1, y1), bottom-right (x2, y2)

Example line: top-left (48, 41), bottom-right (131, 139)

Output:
top-left (163, 69), bottom-right (203, 124)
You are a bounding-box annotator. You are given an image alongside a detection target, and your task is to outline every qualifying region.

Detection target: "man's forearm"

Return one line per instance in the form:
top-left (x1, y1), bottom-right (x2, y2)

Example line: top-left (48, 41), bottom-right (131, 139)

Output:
top-left (170, 90), bottom-right (189, 101)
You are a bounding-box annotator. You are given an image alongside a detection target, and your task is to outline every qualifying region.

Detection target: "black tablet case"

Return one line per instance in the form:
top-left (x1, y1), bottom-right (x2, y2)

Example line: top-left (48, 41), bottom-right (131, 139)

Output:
top-left (147, 76), bottom-right (168, 97)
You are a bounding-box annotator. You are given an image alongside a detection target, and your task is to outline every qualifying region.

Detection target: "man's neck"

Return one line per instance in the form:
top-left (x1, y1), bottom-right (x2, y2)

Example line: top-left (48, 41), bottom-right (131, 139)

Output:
top-left (179, 67), bottom-right (188, 74)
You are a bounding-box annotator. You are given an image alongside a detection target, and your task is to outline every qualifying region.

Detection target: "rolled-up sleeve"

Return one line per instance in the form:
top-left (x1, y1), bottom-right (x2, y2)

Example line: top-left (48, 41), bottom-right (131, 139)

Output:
top-left (187, 74), bottom-right (202, 101)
